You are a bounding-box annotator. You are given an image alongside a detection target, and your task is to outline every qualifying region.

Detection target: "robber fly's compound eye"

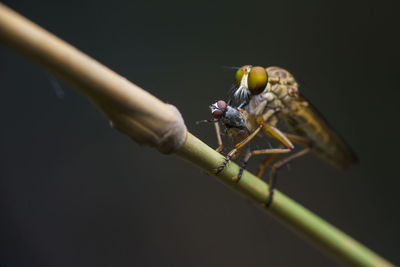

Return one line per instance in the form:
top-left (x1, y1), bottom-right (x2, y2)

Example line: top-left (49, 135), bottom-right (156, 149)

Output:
top-left (235, 65), bottom-right (252, 85)
top-left (248, 66), bottom-right (268, 95)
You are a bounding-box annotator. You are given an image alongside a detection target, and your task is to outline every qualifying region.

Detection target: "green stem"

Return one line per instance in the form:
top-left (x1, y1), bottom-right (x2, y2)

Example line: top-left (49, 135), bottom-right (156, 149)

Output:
top-left (177, 133), bottom-right (394, 267)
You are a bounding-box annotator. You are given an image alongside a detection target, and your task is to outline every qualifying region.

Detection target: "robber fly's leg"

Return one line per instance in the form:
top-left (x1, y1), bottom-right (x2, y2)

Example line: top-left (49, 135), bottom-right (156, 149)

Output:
top-left (232, 147), bottom-right (250, 182)
top-left (283, 133), bottom-right (314, 147)
top-left (259, 134), bottom-right (312, 178)
top-left (215, 151), bottom-right (237, 174)
top-left (257, 151), bottom-right (281, 178)
top-left (233, 147), bottom-right (292, 182)
top-left (214, 122), bottom-right (224, 153)
top-left (265, 133), bottom-right (313, 207)
top-left (215, 121), bottom-right (264, 174)
top-left (266, 148), bottom-right (311, 207)
top-left (264, 124), bottom-right (295, 150)
top-left (234, 125), bottom-right (312, 183)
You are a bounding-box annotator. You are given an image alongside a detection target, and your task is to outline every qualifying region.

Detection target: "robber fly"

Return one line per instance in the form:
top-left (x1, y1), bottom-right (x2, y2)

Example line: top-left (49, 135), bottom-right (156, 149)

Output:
top-left (204, 65), bottom-right (357, 206)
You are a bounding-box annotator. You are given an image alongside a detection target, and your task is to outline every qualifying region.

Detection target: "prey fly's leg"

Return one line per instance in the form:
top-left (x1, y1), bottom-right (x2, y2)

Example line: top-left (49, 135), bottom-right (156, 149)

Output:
top-left (266, 133), bottom-right (313, 207)
top-left (214, 121), bottom-right (264, 174)
top-left (214, 122), bottom-right (224, 153)
top-left (196, 118), bottom-right (223, 152)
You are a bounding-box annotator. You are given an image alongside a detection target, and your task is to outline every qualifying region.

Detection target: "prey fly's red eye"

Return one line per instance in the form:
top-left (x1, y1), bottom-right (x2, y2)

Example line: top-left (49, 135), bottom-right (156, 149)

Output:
top-left (217, 100), bottom-right (227, 110)
top-left (211, 100), bottom-right (226, 119)
top-left (212, 110), bottom-right (224, 119)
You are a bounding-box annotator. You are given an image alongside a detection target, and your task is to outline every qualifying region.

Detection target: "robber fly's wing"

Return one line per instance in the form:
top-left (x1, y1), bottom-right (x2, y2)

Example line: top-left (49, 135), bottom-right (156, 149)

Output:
top-left (282, 93), bottom-right (358, 169)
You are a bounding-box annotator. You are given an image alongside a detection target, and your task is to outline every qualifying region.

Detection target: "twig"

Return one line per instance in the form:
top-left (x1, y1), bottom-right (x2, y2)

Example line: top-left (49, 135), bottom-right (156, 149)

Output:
top-left (0, 3), bottom-right (394, 267)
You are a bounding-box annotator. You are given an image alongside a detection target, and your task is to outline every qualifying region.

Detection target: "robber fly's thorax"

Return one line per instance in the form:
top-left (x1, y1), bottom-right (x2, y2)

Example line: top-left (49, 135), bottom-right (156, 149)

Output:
top-left (246, 67), bottom-right (301, 130)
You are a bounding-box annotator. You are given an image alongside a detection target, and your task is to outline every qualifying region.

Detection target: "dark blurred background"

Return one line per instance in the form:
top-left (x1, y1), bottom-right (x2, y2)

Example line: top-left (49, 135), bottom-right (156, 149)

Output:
top-left (1, 0), bottom-right (399, 266)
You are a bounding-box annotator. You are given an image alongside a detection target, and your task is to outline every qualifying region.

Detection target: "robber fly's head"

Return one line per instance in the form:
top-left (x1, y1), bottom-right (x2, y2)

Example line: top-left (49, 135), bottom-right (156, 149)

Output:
top-left (234, 65), bottom-right (268, 102)
top-left (210, 100), bottom-right (247, 129)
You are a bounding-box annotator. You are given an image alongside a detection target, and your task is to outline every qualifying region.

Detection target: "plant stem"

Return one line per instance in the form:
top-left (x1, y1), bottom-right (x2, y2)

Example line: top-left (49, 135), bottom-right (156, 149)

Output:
top-left (0, 3), bottom-right (395, 267)
top-left (177, 134), bottom-right (393, 266)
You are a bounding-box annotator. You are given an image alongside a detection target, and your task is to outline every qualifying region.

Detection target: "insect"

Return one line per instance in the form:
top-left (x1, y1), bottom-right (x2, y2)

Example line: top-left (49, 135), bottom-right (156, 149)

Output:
top-left (205, 65), bottom-right (357, 206)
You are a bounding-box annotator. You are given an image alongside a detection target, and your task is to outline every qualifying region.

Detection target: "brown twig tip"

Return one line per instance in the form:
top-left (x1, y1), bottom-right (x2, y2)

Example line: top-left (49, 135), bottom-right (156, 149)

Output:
top-left (0, 2), bottom-right (187, 154)
top-left (107, 102), bottom-right (187, 153)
